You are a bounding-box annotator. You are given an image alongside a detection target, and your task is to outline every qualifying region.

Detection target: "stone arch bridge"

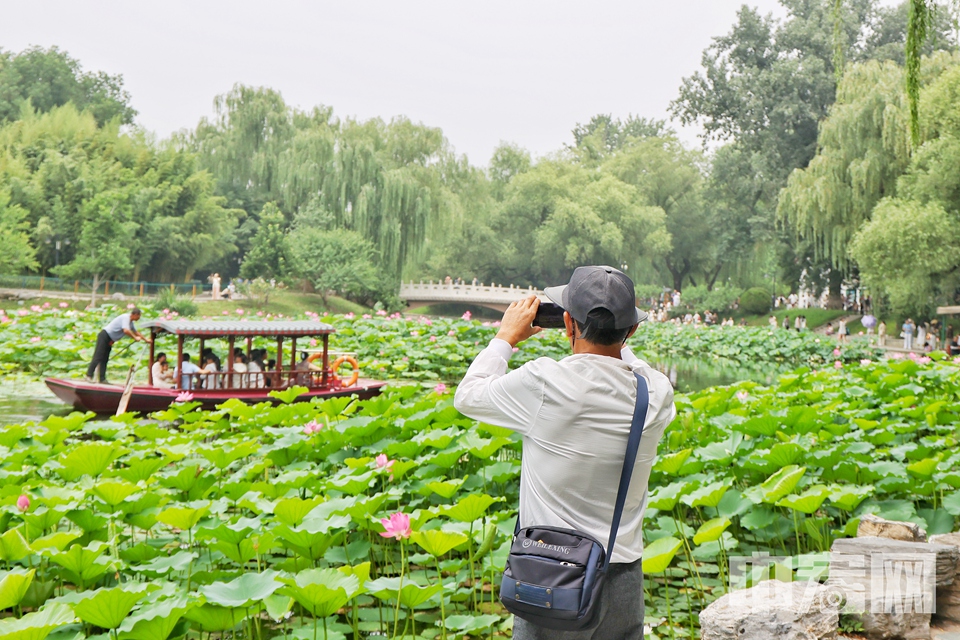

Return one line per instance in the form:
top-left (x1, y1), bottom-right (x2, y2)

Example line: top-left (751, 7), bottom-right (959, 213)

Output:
top-left (399, 281), bottom-right (546, 313)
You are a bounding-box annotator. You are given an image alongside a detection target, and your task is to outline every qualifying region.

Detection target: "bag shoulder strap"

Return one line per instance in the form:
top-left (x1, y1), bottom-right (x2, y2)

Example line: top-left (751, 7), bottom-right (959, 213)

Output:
top-left (604, 372), bottom-right (649, 570)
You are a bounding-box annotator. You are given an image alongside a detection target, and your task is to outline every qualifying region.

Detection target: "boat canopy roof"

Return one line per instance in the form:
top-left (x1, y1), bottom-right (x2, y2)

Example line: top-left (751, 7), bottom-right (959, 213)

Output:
top-left (142, 320), bottom-right (336, 338)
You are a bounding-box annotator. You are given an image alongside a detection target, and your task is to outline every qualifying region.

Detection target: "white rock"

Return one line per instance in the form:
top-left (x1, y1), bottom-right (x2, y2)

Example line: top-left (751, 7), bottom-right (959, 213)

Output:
top-left (700, 580), bottom-right (839, 640)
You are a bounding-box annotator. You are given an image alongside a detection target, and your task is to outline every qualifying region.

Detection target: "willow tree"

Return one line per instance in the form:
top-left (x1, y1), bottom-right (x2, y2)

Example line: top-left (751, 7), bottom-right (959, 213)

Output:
top-left (778, 60), bottom-right (912, 274)
top-left (906, 0), bottom-right (938, 144)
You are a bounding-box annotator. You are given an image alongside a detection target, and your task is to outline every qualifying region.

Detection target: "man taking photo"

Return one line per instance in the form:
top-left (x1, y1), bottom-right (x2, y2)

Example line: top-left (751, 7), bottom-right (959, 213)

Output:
top-left (454, 265), bottom-right (675, 639)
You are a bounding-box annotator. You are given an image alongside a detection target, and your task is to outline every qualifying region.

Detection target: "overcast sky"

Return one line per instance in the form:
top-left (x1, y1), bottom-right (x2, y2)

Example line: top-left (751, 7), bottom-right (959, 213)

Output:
top-left (1, 0), bottom-right (884, 165)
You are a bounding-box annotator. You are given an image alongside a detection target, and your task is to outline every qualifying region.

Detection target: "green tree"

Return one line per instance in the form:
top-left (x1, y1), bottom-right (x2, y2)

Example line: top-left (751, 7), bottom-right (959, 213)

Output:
top-left (56, 192), bottom-right (137, 307)
top-left (240, 203), bottom-right (289, 279)
top-left (850, 197), bottom-right (960, 315)
top-left (0, 46), bottom-right (135, 125)
top-left (288, 227), bottom-right (382, 305)
top-left (0, 189), bottom-right (36, 273)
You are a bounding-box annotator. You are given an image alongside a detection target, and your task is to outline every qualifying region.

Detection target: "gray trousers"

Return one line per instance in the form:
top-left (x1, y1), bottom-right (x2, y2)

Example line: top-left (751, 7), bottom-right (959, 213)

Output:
top-left (512, 559), bottom-right (644, 640)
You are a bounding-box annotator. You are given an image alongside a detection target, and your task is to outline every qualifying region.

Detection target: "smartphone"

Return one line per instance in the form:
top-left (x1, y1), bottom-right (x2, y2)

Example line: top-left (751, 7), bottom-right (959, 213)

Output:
top-left (533, 302), bottom-right (566, 329)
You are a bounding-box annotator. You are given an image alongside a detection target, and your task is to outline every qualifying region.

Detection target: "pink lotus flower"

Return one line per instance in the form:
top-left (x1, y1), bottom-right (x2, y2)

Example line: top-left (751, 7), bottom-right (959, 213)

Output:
top-left (59, 302), bottom-right (69, 308)
top-left (309, 339), bottom-right (318, 347)
top-left (174, 391), bottom-right (194, 403)
top-left (222, 311), bottom-right (229, 315)
top-left (16, 495), bottom-right (29, 513)
top-left (30, 305), bottom-right (41, 312)
top-left (419, 316), bottom-right (432, 326)
top-left (860, 359), bottom-right (872, 365)
top-left (17, 309), bottom-right (28, 316)
top-left (344, 312), bottom-right (355, 319)
top-left (461, 311), bottom-right (472, 321)
top-left (30, 336), bottom-right (41, 343)
top-left (482, 321), bottom-right (490, 327)
top-left (429, 336), bottom-right (437, 342)
top-left (302, 420), bottom-right (323, 435)
top-left (42, 302), bottom-right (50, 309)
top-left (411, 331), bottom-right (419, 337)
top-left (379, 512), bottom-right (412, 539)
top-left (512, 347), bottom-right (519, 353)
top-left (362, 314), bottom-right (371, 319)
top-left (376, 309), bottom-right (387, 316)
top-left (448, 330), bottom-right (456, 336)
top-left (735, 390), bottom-right (749, 402)
top-left (833, 348), bottom-right (841, 357)
top-left (834, 361), bottom-right (843, 369)
top-left (918, 356), bottom-right (932, 364)
top-left (64, 334), bottom-right (73, 341)
top-left (890, 352), bottom-right (905, 359)
top-left (236, 308), bottom-right (244, 315)
top-left (256, 311), bottom-right (264, 316)
top-left (375, 454), bottom-right (394, 471)
top-left (434, 382), bottom-right (447, 395)
top-left (127, 303), bottom-right (135, 309)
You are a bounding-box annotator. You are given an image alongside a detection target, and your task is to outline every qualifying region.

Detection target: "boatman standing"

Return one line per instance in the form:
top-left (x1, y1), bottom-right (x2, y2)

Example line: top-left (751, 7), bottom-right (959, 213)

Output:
top-left (86, 308), bottom-right (151, 383)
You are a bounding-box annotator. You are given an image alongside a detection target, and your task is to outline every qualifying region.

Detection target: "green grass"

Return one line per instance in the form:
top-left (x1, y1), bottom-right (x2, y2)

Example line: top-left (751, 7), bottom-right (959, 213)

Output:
top-left (195, 290), bottom-right (369, 317)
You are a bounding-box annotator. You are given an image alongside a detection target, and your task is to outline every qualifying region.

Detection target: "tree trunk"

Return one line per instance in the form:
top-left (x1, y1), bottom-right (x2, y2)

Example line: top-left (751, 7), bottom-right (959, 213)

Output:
top-left (706, 261), bottom-right (724, 291)
top-left (665, 257), bottom-right (691, 292)
top-left (90, 273), bottom-right (100, 309)
top-left (826, 268), bottom-right (844, 309)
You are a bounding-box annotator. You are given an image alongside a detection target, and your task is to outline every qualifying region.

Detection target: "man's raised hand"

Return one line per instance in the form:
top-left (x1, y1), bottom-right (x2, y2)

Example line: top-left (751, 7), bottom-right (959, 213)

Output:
top-left (494, 295), bottom-right (543, 347)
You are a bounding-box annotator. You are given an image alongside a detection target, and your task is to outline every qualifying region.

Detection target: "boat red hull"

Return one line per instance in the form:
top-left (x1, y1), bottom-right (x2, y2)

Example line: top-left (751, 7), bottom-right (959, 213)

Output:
top-left (44, 378), bottom-right (388, 414)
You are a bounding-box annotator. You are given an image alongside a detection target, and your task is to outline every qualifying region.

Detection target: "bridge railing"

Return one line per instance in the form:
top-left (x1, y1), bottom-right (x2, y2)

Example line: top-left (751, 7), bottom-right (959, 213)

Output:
top-left (399, 281), bottom-right (543, 297)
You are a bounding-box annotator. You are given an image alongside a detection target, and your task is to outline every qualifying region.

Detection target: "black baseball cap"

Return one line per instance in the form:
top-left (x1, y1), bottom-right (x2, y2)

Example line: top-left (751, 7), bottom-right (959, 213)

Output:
top-left (543, 266), bottom-right (647, 329)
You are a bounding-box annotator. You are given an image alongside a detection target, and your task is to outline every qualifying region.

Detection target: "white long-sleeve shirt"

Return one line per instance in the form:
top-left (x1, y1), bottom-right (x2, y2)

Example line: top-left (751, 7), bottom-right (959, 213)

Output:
top-left (454, 339), bottom-right (675, 563)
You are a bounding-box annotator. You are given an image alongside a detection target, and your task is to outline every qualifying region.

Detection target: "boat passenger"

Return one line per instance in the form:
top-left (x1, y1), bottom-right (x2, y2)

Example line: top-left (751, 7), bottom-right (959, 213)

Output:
top-left (151, 353), bottom-right (175, 389)
top-left (232, 353), bottom-right (248, 388)
top-left (248, 349), bottom-right (265, 388)
top-left (202, 347), bottom-right (221, 372)
top-left (202, 353), bottom-right (220, 389)
top-left (177, 353), bottom-right (202, 390)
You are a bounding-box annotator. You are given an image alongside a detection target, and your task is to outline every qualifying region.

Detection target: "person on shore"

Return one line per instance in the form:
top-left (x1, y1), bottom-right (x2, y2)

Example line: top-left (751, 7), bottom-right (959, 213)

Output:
top-left (902, 318), bottom-right (915, 350)
top-left (151, 352), bottom-right (175, 388)
top-left (838, 319), bottom-right (847, 343)
top-left (86, 308), bottom-right (151, 383)
top-left (454, 266), bottom-right (676, 639)
top-left (878, 320), bottom-right (887, 346)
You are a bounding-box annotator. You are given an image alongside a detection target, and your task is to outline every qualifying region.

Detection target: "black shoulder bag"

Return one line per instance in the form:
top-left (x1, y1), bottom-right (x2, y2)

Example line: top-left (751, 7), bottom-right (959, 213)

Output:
top-left (499, 372), bottom-right (649, 630)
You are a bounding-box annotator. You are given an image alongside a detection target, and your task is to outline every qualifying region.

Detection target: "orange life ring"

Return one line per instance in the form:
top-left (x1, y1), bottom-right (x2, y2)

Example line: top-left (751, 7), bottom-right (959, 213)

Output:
top-left (330, 355), bottom-right (360, 387)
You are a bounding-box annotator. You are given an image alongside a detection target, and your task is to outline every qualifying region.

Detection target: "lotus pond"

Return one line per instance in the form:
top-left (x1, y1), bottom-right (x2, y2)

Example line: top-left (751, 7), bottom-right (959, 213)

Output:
top-left (2, 305), bottom-right (950, 639)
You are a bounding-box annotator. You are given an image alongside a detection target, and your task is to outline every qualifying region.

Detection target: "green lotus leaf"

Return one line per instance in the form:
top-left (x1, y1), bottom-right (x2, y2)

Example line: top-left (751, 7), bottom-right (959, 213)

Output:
top-left (90, 480), bottom-right (141, 507)
top-left (759, 465), bottom-right (806, 504)
top-left (200, 570), bottom-right (283, 608)
top-left (0, 569), bottom-right (35, 610)
top-left (641, 536), bottom-right (683, 574)
top-left (57, 442), bottom-right (123, 481)
top-left (157, 503), bottom-right (210, 531)
top-left (184, 603), bottom-right (250, 632)
top-left (0, 602), bottom-right (75, 640)
top-left (442, 613), bottom-right (502, 633)
top-left (273, 496), bottom-right (324, 527)
top-left (681, 480), bottom-right (731, 509)
top-left (117, 593), bottom-right (191, 640)
top-left (419, 477), bottom-right (466, 499)
top-left (828, 485), bottom-right (874, 512)
top-left (776, 485), bottom-right (830, 514)
top-left (50, 542), bottom-right (113, 586)
top-left (653, 449), bottom-right (692, 475)
top-left (440, 494), bottom-right (501, 523)
top-left (648, 481), bottom-right (691, 511)
top-left (263, 594), bottom-right (294, 622)
top-left (70, 584), bottom-right (153, 630)
top-left (30, 532), bottom-right (81, 553)
top-left (366, 577), bottom-right (442, 608)
top-left (281, 568), bottom-right (359, 617)
top-left (0, 529), bottom-right (31, 564)
top-left (693, 518), bottom-right (732, 545)
top-left (411, 529), bottom-right (469, 558)
top-left (113, 455), bottom-right (168, 484)
top-left (198, 440), bottom-right (259, 470)
top-left (269, 386), bottom-right (309, 404)
top-left (907, 455), bottom-right (941, 479)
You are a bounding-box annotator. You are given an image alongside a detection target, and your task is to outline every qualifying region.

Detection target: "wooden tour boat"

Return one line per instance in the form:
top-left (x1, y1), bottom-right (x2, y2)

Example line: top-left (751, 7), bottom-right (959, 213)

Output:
top-left (45, 320), bottom-right (387, 413)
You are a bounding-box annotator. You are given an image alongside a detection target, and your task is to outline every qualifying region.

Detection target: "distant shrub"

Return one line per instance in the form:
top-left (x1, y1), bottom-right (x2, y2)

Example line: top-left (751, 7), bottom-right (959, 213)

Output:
top-left (153, 288), bottom-right (199, 317)
top-left (739, 287), bottom-right (772, 315)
